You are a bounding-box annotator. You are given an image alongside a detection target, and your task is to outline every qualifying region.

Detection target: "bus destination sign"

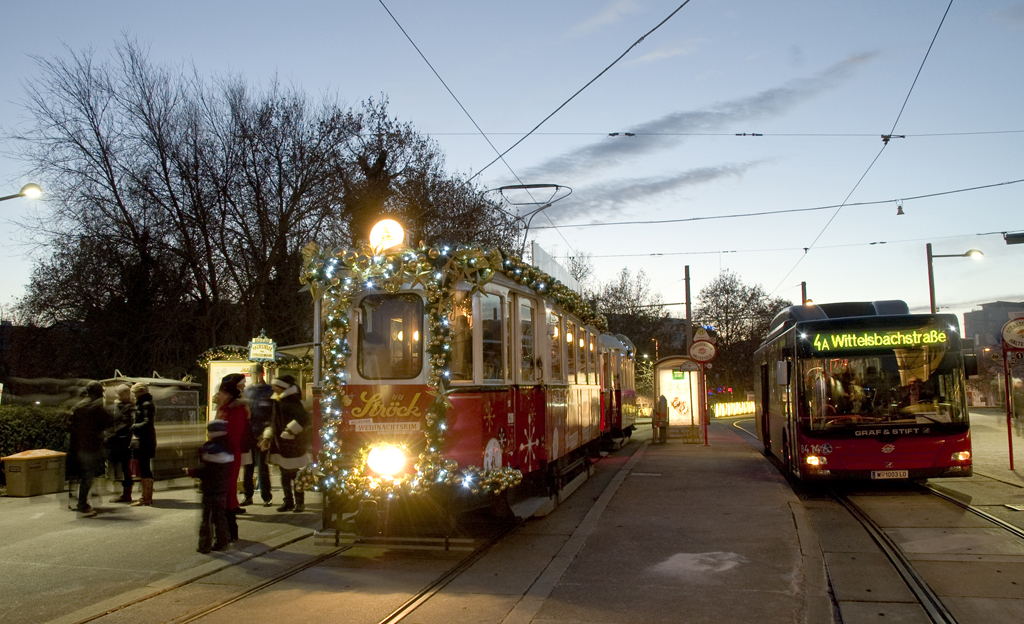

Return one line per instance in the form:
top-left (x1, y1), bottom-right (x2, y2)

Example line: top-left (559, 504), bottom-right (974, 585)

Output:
top-left (810, 328), bottom-right (948, 353)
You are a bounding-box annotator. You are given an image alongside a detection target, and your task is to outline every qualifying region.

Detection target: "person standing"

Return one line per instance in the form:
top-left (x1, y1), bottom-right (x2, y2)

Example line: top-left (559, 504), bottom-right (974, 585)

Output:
top-left (262, 375), bottom-right (312, 512)
top-left (106, 384), bottom-right (136, 503)
top-left (130, 383), bottom-right (158, 506)
top-left (242, 366), bottom-right (274, 507)
top-left (184, 419), bottom-right (233, 553)
top-left (214, 373), bottom-right (249, 540)
top-left (67, 381), bottom-right (113, 515)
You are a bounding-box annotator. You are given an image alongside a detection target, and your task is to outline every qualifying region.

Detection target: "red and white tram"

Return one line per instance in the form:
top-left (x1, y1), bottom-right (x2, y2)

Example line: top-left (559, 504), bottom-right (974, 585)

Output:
top-left (298, 222), bottom-right (635, 530)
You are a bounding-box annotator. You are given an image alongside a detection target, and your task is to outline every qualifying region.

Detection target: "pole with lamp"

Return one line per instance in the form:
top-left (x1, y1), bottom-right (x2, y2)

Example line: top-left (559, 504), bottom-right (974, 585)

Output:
top-left (0, 183), bottom-right (42, 203)
top-left (926, 243), bottom-right (983, 314)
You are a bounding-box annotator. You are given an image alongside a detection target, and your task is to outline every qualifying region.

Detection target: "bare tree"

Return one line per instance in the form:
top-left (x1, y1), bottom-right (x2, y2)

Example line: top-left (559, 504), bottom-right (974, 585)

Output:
top-left (693, 270), bottom-right (791, 395)
top-left (5, 37), bottom-right (515, 379)
top-left (595, 267), bottom-right (666, 357)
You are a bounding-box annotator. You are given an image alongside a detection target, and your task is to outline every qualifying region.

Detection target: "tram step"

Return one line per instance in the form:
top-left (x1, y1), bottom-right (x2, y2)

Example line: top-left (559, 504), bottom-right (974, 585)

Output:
top-left (511, 496), bottom-right (555, 519)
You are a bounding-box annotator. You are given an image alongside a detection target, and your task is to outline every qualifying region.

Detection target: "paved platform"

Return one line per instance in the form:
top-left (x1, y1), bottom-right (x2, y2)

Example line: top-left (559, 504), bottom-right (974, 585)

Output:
top-left (0, 408), bottom-right (1020, 624)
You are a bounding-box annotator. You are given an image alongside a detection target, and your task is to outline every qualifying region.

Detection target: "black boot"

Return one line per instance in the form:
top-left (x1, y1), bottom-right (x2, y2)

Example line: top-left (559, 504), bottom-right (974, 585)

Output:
top-left (227, 509), bottom-right (239, 542)
top-left (293, 490), bottom-right (305, 513)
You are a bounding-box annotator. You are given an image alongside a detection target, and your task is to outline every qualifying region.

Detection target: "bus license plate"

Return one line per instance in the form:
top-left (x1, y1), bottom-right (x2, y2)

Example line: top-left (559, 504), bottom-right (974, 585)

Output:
top-left (871, 470), bottom-right (908, 480)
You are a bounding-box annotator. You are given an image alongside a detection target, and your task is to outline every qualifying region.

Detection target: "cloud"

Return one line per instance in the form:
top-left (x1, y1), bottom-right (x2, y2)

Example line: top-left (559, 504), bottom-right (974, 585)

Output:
top-left (523, 53), bottom-right (875, 180)
top-left (626, 40), bottom-right (703, 65)
top-left (543, 161), bottom-right (763, 223)
top-left (994, 3), bottom-right (1024, 26)
top-left (573, 0), bottom-right (642, 34)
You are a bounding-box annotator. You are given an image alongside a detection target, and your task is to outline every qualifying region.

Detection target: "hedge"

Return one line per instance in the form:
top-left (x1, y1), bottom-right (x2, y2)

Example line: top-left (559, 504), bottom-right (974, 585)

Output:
top-left (0, 406), bottom-right (70, 487)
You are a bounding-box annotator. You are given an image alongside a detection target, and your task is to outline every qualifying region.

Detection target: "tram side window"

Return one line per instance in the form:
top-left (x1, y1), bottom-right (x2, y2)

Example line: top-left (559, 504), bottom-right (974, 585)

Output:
top-left (481, 294), bottom-right (504, 382)
top-left (577, 326), bottom-right (586, 385)
top-left (566, 321), bottom-right (577, 383)
top-left (588, 332), bottom-right (597, 385)
top-left (358, 294), bottom-right (423, 380)
top-left (506, 299), bottom-right (515, 382)
top-left (520, 298), bottom-right (537, 382)
top-left (549, 311), bottom-right (564, 382)
top-left (449, 291), bottom-right (473, 381)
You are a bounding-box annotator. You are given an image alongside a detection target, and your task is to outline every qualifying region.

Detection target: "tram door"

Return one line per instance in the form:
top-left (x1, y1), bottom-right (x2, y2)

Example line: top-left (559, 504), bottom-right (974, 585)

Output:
top-left (509, 293), bottom-right (544, 473)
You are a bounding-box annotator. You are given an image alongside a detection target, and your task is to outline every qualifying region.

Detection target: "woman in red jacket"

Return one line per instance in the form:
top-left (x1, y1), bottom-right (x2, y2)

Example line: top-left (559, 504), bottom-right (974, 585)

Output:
top-left (214, 374), bottom-right (250, 541)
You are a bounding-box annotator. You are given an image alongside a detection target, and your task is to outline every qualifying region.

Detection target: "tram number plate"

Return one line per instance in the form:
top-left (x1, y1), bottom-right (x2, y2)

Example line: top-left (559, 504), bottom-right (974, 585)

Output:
top-left (871, 470), bottom-right (908, 480)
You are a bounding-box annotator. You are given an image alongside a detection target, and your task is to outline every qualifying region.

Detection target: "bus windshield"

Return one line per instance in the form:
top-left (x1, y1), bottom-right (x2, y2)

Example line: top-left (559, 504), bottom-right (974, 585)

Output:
top-left (358, 294), bottom-right (423, 380)
top-left (799, 350), bottom-right (967, 431)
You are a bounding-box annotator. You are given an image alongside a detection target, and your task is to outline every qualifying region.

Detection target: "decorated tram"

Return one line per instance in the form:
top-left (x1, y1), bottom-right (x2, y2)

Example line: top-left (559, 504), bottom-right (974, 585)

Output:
top-left (297, 220), bottom-right (636, 532)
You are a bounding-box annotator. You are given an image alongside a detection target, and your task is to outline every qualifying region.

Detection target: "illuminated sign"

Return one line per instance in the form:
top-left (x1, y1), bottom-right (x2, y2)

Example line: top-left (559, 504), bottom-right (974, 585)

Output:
top-left (248, 333), bottom-right (276, 361)
top-left (811, 329), bottom-right (948, 352)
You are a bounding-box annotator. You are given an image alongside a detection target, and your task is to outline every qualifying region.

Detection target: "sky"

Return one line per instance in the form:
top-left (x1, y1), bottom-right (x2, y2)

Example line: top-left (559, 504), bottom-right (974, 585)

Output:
top-left (1, 1), bottom-right (1023, 336)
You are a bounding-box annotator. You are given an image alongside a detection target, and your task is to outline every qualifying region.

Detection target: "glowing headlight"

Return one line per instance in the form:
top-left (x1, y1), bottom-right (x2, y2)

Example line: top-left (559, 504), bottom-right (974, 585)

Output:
top-left (805, 455), bottom-right (827, 467)
top-left (951, 451), bottom-right (971, 462)
top-left (367, 445), bottom-right (406, 476)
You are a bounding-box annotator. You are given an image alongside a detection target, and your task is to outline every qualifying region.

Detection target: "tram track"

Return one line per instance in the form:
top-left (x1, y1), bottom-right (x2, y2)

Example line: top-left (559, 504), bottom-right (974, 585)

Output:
top-left (830, 490), bottom-right (959, 624)
top-left (65, 437), bottom-right (645, 624)
top-left (828, 480), bottom-right (1024, 624)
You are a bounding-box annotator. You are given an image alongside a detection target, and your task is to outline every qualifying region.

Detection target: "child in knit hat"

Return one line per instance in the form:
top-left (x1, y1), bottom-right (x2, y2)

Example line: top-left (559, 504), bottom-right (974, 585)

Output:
top-left (184, 419), bottom-right (234, 553)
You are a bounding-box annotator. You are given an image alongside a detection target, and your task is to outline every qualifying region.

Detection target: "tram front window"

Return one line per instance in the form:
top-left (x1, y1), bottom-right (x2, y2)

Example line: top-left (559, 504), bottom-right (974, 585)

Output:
top-left (358, 294), bottom-right (423, 380)
top-left (800, 352), bottom-right (967, 430)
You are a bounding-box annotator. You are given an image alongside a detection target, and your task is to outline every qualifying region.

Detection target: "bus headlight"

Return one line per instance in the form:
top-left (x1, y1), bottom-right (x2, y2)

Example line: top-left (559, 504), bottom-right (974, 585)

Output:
top-left (367, 445), bottom-right (406, 476)
top-left (951, 451), bottom-right (971, 462)
top-left (805, 455), bottom-right (827, 467)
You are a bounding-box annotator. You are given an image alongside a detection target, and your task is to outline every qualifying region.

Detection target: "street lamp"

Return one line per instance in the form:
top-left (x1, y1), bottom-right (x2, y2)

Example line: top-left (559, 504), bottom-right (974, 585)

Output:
top-left (0, 183), bottom-right (42, 203)
top-left (926, 243), bottom-right (983, 314)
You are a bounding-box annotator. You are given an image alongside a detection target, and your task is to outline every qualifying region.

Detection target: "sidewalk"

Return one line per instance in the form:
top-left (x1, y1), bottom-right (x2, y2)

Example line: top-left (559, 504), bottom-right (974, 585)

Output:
top-left (0, 479), bottom-right (321, 624)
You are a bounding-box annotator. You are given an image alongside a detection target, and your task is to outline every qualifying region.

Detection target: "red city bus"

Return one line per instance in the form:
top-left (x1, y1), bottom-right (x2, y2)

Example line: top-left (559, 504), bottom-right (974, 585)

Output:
top-left (754, 300), bottom-right (973, 481)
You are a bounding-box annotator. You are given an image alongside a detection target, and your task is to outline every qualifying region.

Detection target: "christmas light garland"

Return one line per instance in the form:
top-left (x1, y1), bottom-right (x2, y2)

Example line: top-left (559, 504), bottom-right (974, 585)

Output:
top-left (294, 240), bottom-right (606, 503)
top-left (196, 346), bottom-right (314, 372)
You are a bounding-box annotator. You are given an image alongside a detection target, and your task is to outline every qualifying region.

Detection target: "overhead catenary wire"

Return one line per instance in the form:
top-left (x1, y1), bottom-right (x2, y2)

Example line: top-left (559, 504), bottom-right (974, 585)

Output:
top-left (467, 1), bottom-right (695, 183)
top-left (532, 177), bottom-right (1024, 230)
top-left (376, 0), bottom-right (578, 254)
top-left (768, 0), bottom-right (956, 295)
top-left (564, 228), bottom-right (1024, 260)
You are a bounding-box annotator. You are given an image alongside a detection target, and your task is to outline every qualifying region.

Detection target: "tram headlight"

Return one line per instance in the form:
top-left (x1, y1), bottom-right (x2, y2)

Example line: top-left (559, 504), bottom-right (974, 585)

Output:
top-left (951, 450), bottom-right (971, 462)
top-left (367, 445), bottom-right (406, 476)
top-left (805, 455), bottom-right (827, 467)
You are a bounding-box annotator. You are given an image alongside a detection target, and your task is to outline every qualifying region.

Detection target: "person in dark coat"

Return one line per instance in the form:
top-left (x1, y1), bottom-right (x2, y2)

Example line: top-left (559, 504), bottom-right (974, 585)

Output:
top-left (262, 375), bottom-right (312, 512)
top-left (105, 384), bottom-right (136, 503)
top-left (130, 383), bottom-right (158, 506)
top-left (184, 419), bottom-right (234, 553)
top-left (67, 381), bottom-right (113, 515)
top-left (242, 365), bottom-right (274, 507)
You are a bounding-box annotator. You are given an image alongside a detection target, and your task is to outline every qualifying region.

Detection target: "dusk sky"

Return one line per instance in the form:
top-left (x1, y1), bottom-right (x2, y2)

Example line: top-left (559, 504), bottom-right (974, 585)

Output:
top-left (2, 1), bottom-right (1022, 330)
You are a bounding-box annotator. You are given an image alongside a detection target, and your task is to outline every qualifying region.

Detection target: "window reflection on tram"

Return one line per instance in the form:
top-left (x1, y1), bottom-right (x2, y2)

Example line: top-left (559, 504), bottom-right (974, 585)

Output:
top-left (800, 347), bottom-right (967, 430)
top-left (358, 294), bottom-right (423, 380)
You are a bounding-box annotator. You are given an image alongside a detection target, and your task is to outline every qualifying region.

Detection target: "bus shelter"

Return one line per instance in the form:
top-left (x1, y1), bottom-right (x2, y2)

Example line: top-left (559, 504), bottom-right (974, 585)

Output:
top-left (653, 356), bottom-right (706, 444)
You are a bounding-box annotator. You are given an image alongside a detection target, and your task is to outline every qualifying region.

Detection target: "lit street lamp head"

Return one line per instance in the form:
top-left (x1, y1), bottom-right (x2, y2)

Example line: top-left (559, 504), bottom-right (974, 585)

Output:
top-left (926, 242), bottom-right (984, 314)
top-left (0, 183), bottom-right (43, 203)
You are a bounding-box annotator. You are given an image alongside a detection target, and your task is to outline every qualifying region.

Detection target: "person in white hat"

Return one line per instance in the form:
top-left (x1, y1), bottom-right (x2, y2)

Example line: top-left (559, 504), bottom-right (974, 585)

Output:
top-left (261, 375), bottom-right (312, 512)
